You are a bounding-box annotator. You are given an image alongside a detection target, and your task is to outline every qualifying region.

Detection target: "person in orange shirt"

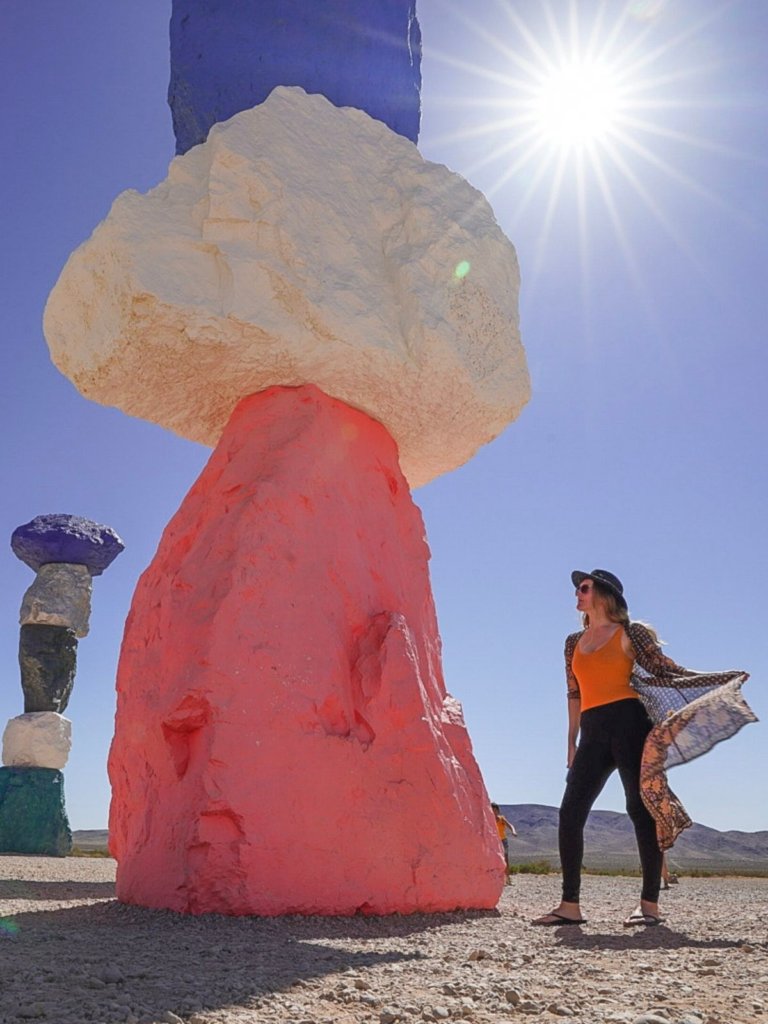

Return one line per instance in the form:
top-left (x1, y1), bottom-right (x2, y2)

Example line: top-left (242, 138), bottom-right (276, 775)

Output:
top-left (491, 803), bottom-right (517, 885)
top-left (532, 568), bottom-right (751, 930)
top-left (533, 569), bottom-right (660, 927)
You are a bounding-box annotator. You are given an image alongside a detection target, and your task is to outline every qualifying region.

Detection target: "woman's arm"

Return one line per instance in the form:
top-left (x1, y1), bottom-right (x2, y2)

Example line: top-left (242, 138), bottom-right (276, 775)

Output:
top-left (567, 692), bottom-right (581, 768)
top-left (626, 622), bottom-right (700, 681)
top-left (564, 632), bottom-right (582, 767)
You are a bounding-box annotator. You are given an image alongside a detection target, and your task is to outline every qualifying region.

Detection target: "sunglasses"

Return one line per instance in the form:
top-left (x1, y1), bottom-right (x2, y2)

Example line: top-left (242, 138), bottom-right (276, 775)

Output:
top-left (576, 582), bottom-right (593, 594)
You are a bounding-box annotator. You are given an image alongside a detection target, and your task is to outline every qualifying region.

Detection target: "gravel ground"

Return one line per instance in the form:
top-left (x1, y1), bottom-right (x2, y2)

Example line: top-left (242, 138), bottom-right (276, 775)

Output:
top-left (1, 856), bottom-right (766, 1024)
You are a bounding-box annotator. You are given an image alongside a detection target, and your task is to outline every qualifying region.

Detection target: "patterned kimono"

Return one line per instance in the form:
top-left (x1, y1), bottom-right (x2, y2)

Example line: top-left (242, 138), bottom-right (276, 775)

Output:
top-left (565, 622), bottom-right (755, 850)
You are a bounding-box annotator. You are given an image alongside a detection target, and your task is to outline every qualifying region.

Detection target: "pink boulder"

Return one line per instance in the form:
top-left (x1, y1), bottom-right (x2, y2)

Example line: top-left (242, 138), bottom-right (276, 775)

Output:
top-left (108, 385), bottom-right (504, 915)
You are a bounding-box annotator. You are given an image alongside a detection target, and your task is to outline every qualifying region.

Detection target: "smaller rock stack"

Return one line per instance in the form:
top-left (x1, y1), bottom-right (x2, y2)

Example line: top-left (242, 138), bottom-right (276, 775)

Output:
top-left (0, 514), bottom-right (123, 856)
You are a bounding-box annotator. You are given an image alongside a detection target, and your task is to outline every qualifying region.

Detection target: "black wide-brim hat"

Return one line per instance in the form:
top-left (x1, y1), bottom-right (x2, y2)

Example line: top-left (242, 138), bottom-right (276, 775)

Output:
top-left (572, 569), bottom-right (628, 609)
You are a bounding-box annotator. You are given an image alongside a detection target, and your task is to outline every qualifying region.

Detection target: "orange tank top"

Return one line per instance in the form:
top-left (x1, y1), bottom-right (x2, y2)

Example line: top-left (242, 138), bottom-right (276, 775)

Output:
top-left (571, 627), bottom-right (637, 711)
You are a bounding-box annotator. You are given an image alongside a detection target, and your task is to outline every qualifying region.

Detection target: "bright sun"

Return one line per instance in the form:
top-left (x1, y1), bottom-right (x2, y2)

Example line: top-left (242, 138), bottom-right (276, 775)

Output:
top-left (425, 0), bottom-right (724, 294)
top-left (530, 60), bottom-right (623, 148)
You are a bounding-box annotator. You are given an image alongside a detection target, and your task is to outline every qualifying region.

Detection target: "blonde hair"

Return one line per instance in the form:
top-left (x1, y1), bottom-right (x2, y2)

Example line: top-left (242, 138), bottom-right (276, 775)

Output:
top-left (581, 580), bottom-right (629, 629)
top-left (581, 589), bottom-right (664, 644)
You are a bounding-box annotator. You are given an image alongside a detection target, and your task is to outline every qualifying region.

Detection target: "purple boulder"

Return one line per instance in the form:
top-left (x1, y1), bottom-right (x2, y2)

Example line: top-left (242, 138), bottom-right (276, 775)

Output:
top-left (11, 515), bottom-right (124, 576)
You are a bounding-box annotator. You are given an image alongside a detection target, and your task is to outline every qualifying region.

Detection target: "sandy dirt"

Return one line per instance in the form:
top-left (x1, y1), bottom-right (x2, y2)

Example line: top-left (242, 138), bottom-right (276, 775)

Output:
top-left (1, 856), bottom-right (765, 1024)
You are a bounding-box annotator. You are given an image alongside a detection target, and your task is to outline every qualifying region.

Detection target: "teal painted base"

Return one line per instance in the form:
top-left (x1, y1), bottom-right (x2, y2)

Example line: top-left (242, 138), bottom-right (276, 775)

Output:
top-left (0, 766), bottom-right (72, 856)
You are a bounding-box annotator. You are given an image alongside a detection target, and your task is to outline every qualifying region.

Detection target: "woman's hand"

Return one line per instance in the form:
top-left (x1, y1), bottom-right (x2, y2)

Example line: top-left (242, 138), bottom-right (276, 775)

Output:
top-left (567, 740), bottom-right (577, 769)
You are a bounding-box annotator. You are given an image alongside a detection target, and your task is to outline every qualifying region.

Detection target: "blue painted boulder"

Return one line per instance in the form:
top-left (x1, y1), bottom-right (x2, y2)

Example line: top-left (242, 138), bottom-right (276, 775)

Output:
top-left (11, 514), bottom-right (124, 576)
top-left (168, 0), bottom-right (422, 154)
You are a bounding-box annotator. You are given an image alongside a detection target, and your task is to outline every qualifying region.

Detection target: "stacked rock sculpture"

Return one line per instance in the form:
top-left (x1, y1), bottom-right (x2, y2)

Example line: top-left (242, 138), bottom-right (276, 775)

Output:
top-left (0, 514), bottom-right (123, 856)
top-left (43, 1), bottom-right (530, 913)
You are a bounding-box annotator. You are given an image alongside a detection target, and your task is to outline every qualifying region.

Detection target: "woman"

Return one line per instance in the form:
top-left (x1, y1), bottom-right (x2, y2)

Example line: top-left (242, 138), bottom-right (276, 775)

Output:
top-left (533, 569), bottom-right (753, 928)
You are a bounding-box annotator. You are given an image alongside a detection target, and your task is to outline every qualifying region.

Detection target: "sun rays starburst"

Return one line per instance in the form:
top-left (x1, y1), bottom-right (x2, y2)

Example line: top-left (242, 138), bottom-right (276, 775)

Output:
top-left (421, 0), bottom-right (747, 304)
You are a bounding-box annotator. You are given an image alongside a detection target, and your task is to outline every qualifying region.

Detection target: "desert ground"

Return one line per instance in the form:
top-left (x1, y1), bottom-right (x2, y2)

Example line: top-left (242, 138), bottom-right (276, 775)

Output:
top-left (1, 856), bottom-right (765, 1024)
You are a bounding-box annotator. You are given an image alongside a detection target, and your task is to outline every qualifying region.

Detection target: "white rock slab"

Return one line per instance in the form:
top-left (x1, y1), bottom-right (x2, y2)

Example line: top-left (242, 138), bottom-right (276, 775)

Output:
top-left (44, 86), bottom-right (529, 487)
top-left (3, 712), bottom-right (72, 770)
top-left (19, 562), bottom-right (93, 638)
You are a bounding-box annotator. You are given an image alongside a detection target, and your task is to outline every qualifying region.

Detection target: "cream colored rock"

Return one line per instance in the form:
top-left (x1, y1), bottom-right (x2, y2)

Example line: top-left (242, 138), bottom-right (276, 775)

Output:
top-left (2, 712), bottom-right (72, 770)
top-left (19, 563), bottom-right (93, 638)
top-left (44, 87), bottom-right (528, 487)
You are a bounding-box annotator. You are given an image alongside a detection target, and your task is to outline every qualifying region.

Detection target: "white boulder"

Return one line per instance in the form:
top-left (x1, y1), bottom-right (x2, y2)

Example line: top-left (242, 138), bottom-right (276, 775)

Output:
top-left (19, 562), bottom-right (93, 638)
top-left (3, 712), bottom-right (72, 770)
top-left (44, 86), bottom-right (528, 487)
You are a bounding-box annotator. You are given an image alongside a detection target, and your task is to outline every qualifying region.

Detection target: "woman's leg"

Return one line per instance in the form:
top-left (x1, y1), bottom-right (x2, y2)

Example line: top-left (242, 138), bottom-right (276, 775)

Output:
top-left (559, 729), bottom-right (614, 903)
top-left (614, 703), bottom-right (663, 904)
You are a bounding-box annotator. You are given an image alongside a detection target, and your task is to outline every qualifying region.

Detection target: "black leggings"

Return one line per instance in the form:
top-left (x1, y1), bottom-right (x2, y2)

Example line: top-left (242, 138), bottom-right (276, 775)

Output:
top-left (559, 698), bottom-right (662, 904)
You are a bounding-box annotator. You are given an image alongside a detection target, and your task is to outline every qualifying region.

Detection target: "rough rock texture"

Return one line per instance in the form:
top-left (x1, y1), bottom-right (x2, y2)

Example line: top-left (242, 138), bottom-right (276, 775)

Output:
top-left (44, 86), bottom-right (528, 488)
top-left (19, 623), bottom-right (78, 713)
top-left (11, 513), bottom-right (124, 576)
top-left (2, 712), bottom-right (72, 770)
top-left (0, 766), bottom-right (72, 856)
top-left (108, 385), bottom-right (504, 916)
top-left (169, 0), bottom-right (422, 153)
top-left (19, 562), bottom-right (93, 637)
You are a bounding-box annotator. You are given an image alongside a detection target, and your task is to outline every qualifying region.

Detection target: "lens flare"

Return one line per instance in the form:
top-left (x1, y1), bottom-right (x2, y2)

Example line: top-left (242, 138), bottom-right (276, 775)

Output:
top-left (454, 260), bottom-right (471, 279)
top-left (1, 917), bottom-right (20, 938)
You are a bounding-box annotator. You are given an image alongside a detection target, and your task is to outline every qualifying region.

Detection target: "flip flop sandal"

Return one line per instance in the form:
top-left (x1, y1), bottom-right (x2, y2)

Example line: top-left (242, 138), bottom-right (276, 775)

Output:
top-left (531, 911), bottom-right (587, 926)
top-left (623, 911), bottom-right (663, 927)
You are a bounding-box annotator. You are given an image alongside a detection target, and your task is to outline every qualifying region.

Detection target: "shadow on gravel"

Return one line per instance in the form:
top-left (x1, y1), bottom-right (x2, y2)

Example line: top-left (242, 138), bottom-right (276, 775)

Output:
top-left (0, 879), bottom-right (116, 902)
top-left (554, 925), bottom-right (757, 951)
top-left (0, 899), bottom-right (500, 1023)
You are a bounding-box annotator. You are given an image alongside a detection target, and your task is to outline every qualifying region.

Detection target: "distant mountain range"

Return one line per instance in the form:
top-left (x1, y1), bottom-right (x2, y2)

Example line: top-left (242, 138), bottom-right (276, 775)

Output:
top-left (72, 830), bottom-right (109, 851)
top-left (74, 806), bottom-right (768, 873)
top-left (500, 804), bottom-right (768, 873)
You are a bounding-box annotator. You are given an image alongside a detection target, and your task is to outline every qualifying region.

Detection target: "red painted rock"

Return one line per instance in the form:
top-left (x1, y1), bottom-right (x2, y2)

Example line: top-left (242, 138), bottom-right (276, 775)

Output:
top-left (108, 385), bottom-right (503, 915)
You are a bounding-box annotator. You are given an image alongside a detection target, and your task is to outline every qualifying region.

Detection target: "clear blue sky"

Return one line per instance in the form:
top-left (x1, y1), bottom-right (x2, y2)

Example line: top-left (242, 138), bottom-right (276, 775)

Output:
top-left (1, 0), bottom-right (765, 832)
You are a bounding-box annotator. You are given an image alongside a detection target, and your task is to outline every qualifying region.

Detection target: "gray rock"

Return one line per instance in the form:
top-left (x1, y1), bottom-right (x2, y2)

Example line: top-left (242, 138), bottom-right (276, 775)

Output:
top-left (519, 1001), bottom-right (543, 1014)
top-left (19, 623), bottom-right (77, 713)
top-left (17, 1008), bottom-right (45, 1020)
top-left (20, 563), bottom-right (93, 637)
top-left (99, 965), bottom-right (125, 984)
